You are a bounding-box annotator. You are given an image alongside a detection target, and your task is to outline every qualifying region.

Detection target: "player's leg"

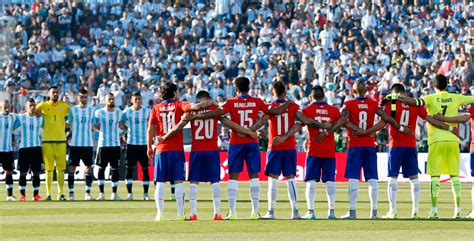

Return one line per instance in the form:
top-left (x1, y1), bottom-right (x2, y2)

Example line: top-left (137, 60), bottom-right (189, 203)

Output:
top-left (188, 152), bottom-right (201, 220)
top-left (363, 147), bottom-right (379, 219)
top-left (225, 144), bottom-right (245, 219)
top-left (189, 181), bottom-right (199, 220)
top-left (56, 143), bottom-right (67, 201)
top-left (170, 151), bottom-right (186, 220)
top-left (82, 147), bottom-right (95, 200)
top-left (342, 148), bottom-right (363, 219)
top-left (138, 145), bottom-right (150, 200)
top-left (245, 143), bottom-right (262, 219)
top-left (41, 144), bottom-right (55, 200)
top-left (110, 147), bottom-right (122, 200)
top-left (30, 147), bottom-right (44, 201)
top-left (208, 151), bottom-right (222, 220)
top-left (445, 142), bottom-right (462, 218)
top-left (262, 151), bottom-right (282, 219)
top-left (17, 149), bottom-right (28, 201)
top-left (283, 150), bottom-right (299, 219)
top-left (125, 145), bottom-right (137, 200)
top-left (403, 147), bottom-right (421, 218)
top-left (383, 148), bottom-right (402, 218)
top-left (321, 157), bottom-right (336, 219)
top-left (153, 151), bottom-right (168, 221)
top-left (96, 148), bottom-right (106, 200)
top-left (67, 147), bottom-right (80, 201)
top-left (302, 156), bottom-right (319, 220)
top-left (427, 143), bottom-right (442, 218)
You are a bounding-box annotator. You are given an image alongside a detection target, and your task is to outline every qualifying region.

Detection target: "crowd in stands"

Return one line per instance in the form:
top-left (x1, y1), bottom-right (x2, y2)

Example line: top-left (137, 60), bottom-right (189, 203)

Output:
top-left (0, 0), bottom-right (473, 151)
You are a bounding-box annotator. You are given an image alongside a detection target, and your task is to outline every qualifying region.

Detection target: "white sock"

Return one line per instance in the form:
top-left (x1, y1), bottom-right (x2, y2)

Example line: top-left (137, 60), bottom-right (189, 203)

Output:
top-left (211, 183), bottom-right (221, 215)
top-left (286, 178), bottom-right (298, 212)
top-left (388, 177), bottom-right (398, 213)
top-left (155, 182), bottom-right (165, 217)
top-left (348, 179), bottom-right (359, 211)
top-left (368, 179), bottom-right (378, 211)
top-left (305, 181), bottom-right (316, 211)
top-left (175, 183), bottom-right (185, 216)
top-left (326, 181), bottom-right (336, 210)
top-left (410, 178), bottom-right (420, 214)
top-left (268, 177), bottom-right (278, 210)
top-left (250, 178), bottom-right (260, 215)
top-left (189, 184), bottom-right (198, 216)
top-left (227, 180), bottom-right (238, 215)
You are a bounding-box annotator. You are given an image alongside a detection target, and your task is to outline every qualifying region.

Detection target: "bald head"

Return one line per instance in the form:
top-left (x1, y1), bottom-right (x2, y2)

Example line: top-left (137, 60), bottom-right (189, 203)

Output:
top-left (352, 80), bottom-right (366, 97)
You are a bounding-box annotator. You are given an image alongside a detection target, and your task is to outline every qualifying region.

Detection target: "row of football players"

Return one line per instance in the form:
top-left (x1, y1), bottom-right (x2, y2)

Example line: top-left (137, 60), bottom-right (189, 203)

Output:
top-left (147, 77), bottom-right (471, 221)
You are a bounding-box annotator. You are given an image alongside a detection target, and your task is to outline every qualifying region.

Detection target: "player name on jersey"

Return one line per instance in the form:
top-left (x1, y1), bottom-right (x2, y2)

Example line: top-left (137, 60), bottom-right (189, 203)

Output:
top-left (234, 102), bottom-right (257, 108)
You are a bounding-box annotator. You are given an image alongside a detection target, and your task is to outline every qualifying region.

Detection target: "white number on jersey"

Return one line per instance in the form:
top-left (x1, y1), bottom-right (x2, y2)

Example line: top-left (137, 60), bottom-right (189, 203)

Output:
top-left (400, 110), bottom-right (409, 126)
top-left (238, 110), bottom-right (253, 129)
top-left (160, 112), bottom-right (175, 133)
top-left (276, 113), bottom-right (289, 135)
top-left (315, 116), bottom-right (331, 132)
top-left (359, 111), bottom-right (367, 130)
top-left (194, 119), bottom-right (214, 140)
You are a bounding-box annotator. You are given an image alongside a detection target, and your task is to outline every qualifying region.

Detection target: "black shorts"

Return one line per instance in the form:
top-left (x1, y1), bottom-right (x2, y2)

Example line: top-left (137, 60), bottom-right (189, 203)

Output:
top-left (125, 145), bottom-right (149, 168)
top-left (69, 146), bottom-right (94, 166)
top-left (18, 147), bottom-right (44, 173)
top-left (0, 151), bottom-right (14, 171)
top-left (96, 147), bottom-right (121, 169)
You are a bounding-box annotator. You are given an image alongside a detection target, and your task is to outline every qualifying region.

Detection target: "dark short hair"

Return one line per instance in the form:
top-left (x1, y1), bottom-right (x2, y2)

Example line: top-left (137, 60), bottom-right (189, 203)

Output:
top-left (27, 98), bottom-right (35, 103)
top-left (49, 86), bottom-right (58, 90)
top-left (272, 81), bottom-right (286, 97)
top-left (131, 91), bottom-right (141, 97)
top-left (196, 90), bottom-right (211, 100)
top-left (160, 82), bottom-right (177, 100)
top-left (434, 74), bottom-right (447, 90)
top-left (78, 88), bottom-right (88, 95)
top-left (310, 85), bottom-right (325, 100)
top-left (234, 76), bottom-right (250, 93)
top-left (391, 83), bottom-right (406, 94)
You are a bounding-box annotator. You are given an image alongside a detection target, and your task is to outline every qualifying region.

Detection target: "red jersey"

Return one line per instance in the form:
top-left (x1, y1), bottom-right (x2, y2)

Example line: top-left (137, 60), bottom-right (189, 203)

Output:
top-left (268, 101), bottom-right (300, 151)
top-left (303, 102), bottom-right (341, 158)
top-left (220, 95), bottom-right (270, 145)
top-left (190, 104), bottom-right (219, 152)
top-left (343, 97), bottom-right (379, 147)
top-left (469, 105), bottom-right (474, 151)
top-left (384, 101), bottom-right (427, 148)
top-left (150, 100), bottom-right (191, 152)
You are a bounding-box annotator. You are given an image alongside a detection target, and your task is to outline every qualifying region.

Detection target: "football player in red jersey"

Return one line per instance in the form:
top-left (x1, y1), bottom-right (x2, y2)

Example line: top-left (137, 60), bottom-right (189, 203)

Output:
top-left (183, 76), bottom-right (291, 220)
top-left (255, 82), bottom-right (332, 220)
top-left (159, 90), bottom-right (257, 221)
top-left (147, 82), bottom-right (212, 221)
top-left (339, 80), bottom-right (412, 219)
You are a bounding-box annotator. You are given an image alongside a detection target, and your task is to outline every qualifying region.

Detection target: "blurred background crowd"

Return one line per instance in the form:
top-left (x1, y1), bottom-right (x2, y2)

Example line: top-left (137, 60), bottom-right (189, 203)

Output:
top-left (0, 0), bottom-right (473, 152)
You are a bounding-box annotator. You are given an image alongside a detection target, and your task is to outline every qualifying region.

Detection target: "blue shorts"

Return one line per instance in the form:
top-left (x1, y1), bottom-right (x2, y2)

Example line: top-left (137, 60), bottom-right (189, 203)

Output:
top-left (471, 152), bottom-right (474, 176)
top-left (388, 147), bottom-right (420, 178)
top-left (305, 156), bottom-right (336, 182)
top-left (188, 151), bottom-right (221, 183)
top-left (345, 147), bottom-right (378, 181)
top-left (154, 151), bottom-right (185, 182)
top-left (228, 143), bottom-right (261, 174)
top-left (265, 150), bottom-right (297, 177)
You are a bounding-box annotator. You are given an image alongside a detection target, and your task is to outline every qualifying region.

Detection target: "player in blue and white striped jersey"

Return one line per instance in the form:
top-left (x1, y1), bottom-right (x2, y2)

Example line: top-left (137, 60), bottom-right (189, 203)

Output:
top-left (16, 98), bottom-right (44, 201)
top-left (121, 92), bottom-right (151, 200)
top-left (67, 89), bottom-right (96, 201)
top-left (0, 100), bottom-right (19, 201)
top-left (93, 93), bottom-right (124, 201)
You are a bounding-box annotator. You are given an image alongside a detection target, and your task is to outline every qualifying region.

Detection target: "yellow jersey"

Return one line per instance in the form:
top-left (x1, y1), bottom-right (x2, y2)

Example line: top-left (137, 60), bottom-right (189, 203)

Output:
top-left (36, 101), bottom-right (70, 142)
top-left (422, 91), bottom-right (474, 144)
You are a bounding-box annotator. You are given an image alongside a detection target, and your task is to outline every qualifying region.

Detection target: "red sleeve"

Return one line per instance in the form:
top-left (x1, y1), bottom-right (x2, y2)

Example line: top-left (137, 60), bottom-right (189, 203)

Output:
top-left (149, 106), bottom-right (158, 125)
top-left (417, 106), bottom-right (428, 119)
top-left (219, 99), bottom-right (231, 114)
top-left (259, 98), bottom-right (271, 114)
top-left (180, 101), bottom-right (191, 112)
top-left (469, 106), bottom-right (474, 115)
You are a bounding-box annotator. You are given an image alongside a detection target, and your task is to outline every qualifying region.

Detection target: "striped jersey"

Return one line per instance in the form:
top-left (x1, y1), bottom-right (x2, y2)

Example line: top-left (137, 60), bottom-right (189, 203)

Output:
top-left (17, 114), bottom-right (43, 148)
top-left (0, 113), bottom-right (18, 152)
top-left (94, 107), bottom-right (122, 147)
top-left (121, 106), bottom-right (150, 145)
top-left (69, 106), bottom-right (95, 147)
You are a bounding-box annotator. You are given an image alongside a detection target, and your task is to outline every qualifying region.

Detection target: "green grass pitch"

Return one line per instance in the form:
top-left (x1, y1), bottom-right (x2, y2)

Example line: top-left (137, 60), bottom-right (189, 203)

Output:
top-left (1, 181), bottom-right (473, 240)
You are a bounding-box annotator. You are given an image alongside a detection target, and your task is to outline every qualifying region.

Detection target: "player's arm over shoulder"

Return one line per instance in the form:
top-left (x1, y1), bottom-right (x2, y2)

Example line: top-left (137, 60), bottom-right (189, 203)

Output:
top-left (457, 94), bottom-right (474, 106)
